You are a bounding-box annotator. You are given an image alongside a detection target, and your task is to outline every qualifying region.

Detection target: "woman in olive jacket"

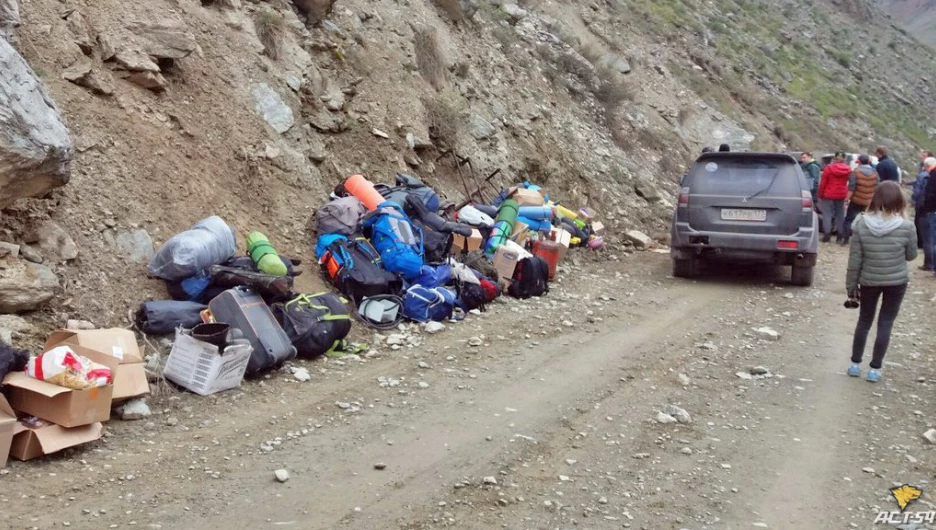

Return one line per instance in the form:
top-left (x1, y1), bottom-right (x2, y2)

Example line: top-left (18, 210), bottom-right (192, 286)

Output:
top-left (846, 181), bottom-right (918, 382)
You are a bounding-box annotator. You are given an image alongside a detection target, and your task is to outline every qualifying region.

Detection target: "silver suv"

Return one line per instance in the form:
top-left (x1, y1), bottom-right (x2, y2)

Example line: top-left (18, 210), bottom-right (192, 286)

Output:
top-left (671, 152), bottom-right (819, 286)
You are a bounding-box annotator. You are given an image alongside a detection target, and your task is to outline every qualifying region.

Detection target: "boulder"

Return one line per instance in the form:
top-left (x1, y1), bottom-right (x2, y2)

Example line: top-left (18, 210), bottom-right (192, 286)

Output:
top-left (624, 230), bottom-right (654, 249)
top-left (25, 220), bottom-right (78, 261)
top-left (128, 22), bottom-right (197, 60)
top-left (252, 83), bottom-right (294, 134)
top-left (113, 49), bottom-right (160, 72)
top-left (115, 229), bottom-right (155, 264)
top-left (62, 58), bottom-right (115, 96)
top-left (63, 10), bottom-right (95, 55)
top-left (293, 0), bottom-right (336, 24)
top-left (501, 3), bottom-right (528, 23)
top-left (634, 182), bottom-right (660, 202)
top-left (0, 0), bottom-right (19, 34)
top-left (0, 38), bottom-right (72, 209)
top-left (0, 314), bottom-right (33, 344)
top-left (126, 71), bottom-right (167, 91)
top-left (596, 53), bottom-right (631, 75)
top-left (469, 114), bottom-right (497, 140)
top-left (0, 260), bottom-right (57, 313)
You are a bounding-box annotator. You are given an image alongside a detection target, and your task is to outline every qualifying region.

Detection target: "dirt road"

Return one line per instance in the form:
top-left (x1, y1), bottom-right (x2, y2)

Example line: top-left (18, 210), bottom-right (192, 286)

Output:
top-left (2, 244), bottom-right (935, 530)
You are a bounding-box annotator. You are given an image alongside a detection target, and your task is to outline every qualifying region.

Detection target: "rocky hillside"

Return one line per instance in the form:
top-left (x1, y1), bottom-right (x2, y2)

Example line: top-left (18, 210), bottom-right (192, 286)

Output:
top-left (879, 0), bottom-right (936, 45)
top-left (0, 0), bottom-right (935, 335)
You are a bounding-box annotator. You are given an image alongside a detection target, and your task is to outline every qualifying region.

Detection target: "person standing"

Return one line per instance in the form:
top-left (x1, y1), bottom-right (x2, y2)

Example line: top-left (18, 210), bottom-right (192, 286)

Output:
top-left (817, 151), bottom-right (851, 243)
top-left (800, 152), bottom-right (822, 203)
top-left (875, 145), bottom-right (900, 183)
top-left (841, 155), bottom-right (879, 245)
top-left (920, 156), bottom-right (936, 275)
top-left (911, 152), bottom-right (934, 253)
top-left (846, 181), bottom-right (918, 382)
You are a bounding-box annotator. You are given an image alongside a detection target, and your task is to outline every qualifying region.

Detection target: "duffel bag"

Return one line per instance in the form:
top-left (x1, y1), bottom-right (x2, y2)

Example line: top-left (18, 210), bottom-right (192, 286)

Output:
top-left (272, 293), bottom-right (352, 358)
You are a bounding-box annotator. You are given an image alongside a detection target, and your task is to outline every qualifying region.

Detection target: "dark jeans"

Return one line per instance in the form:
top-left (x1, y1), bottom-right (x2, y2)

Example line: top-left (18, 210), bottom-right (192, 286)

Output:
top-left (819, 199), bottom-right (845, 236)
top-left (916, 212), bottom-right (925, 249)
top-left (851, 284), bottom-right (908, 370)
top-left (842, 202), bottom-right (865, 239)
top-left (922, 212), bottom-right (935, 271)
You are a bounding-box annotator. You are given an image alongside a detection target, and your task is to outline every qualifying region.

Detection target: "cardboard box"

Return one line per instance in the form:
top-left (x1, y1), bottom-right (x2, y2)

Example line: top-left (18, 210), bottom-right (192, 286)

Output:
top-left (46, 329), bottom-right (150, 402)
top-left (163, 332), bottom-right (252, 396)
top-left (510, 187), bottom-right (545, 207)
top-left (591, 221), bottom-right (605, 235)
top-left (9, 418), bottom-right (104, 461)
top-left (493, 245), bottom-right (520, 280)
top-left (509, 220), bottom-right (530, 244)
top-left (3, 344), bottom-right (119, 428)
top-left (0, 395), bottom-right (15, 468)
top-left (549, 227), bottom-right (572, 261)
top-left (451, 229), bottom-right (483, 255)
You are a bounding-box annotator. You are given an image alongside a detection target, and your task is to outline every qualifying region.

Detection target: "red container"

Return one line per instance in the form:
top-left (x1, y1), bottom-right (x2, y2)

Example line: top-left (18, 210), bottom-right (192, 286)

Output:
top-left (531, 240), bottom-right (561, 281)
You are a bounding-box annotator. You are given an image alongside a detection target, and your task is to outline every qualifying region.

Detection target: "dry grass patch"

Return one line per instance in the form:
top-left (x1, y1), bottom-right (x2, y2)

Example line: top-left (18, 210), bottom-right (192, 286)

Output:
top-left (255, 8), bottom-right (287, 60)
top-left (424, 89), bottom-right (465, 147)
top-left (415, 25), bottom-right (447, 90)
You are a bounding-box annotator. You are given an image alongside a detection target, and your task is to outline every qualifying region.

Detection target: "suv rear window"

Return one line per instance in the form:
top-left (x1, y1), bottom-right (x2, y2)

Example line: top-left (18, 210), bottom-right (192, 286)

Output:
top-left (688, 157), bottom-right (802, 196)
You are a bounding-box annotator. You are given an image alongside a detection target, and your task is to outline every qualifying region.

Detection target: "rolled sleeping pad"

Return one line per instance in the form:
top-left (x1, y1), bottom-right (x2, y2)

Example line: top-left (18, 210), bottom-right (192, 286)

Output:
top-left (473, 204), bottom-right (498, 217)
top-left (405, 194), bottom-right (473, 236)
top-left (555, 204), bottom-right (579, 220)
top-left (517, 206), bottom-right (554, 221)
top-left (484, 220), bottom-right (511, 255)
top-left (573, 218), bottom-right (587, 229)
top-left (344, 174), bottom-right (385, 211)
top-left (517, 216), bottom-right (552, 232)
top-left (495, 199), bottom-right (519, 226)
top-left (560, 218), bottom-right (588, 242)
top-left (246, 232), bottom-right (288, 276)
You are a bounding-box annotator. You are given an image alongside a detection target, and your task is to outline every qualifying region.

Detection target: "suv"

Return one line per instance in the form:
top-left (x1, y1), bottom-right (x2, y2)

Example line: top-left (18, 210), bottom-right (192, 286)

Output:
top-left (671, 152), bottom-right (819, 286)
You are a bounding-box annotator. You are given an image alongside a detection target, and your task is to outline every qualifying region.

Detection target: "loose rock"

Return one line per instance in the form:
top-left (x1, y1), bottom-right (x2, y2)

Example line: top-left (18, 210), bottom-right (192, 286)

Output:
top-left (655, 412), bottom-right (678, 424)
top-left (292, 367), bottom-right (311, 382)
top-left (923, 429), bottom-right (936, 444)
top-left (625, 230), bottom-right (654, 250)
top-left (118, 399), bottom-right (152, 421)
top-left (274, 469), bottom-right (290, 483)
top-left (754, 327), bottom-right (780, 341)
top-left (663, 405), bottom-right (691, 424)
top-left (424, 321), bottom-right (445, 334)
top-left (0, 261), bottom-right (58, 313)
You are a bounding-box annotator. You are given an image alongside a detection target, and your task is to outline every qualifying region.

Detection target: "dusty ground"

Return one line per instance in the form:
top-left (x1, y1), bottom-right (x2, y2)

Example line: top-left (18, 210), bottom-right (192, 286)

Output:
top-left (2, 244), bottom-right (936, 530)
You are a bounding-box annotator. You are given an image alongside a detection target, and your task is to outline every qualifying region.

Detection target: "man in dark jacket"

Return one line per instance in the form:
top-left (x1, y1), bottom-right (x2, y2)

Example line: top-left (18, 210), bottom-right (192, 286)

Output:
top-left (920, 157), bottom-right (936, 274)
top-left (800, 152), bottom-right (821, 202)
top-left (875, 146), bottom-right (900, 183)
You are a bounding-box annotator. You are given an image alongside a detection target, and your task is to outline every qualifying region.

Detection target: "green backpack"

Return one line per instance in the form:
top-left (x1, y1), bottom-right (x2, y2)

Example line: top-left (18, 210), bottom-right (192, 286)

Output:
top-left (272, 293), bottom-right (353, 358)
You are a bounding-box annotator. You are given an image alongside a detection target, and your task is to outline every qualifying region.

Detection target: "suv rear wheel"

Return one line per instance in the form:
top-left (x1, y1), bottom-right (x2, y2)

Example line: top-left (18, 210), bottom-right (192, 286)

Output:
top-left (673, 255), bottom-right (699, 278)
top-left (791, 264), bottom-right (814, 286)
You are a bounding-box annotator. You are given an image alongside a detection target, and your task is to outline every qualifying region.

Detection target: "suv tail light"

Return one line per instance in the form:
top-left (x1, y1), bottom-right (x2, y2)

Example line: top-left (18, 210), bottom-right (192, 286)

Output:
top-left (802, 190), bottom-right (813, 212)
top-left (678, 187), bottom-right (690, 208)
top-left (778, 240), bottom-right (799, 249)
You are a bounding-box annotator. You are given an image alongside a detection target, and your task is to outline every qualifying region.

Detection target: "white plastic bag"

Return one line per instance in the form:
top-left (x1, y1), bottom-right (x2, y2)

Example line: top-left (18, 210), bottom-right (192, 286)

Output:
top-left (26, 346), bottom-right (112, 390)
top-left (147, 216), bottom-right (237, 280)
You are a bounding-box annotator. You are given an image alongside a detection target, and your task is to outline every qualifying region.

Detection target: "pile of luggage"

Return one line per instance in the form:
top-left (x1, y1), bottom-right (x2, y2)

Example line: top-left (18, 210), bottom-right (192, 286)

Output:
top-left (315, 172), bottom-right (605, 328)
top-left (129, 172), bottom-right (604, 395)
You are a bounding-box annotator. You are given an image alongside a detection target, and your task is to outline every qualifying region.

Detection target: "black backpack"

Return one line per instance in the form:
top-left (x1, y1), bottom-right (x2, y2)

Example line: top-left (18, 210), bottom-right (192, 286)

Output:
top-left (272, 293), bottom-right (353, 358)
top-left (420, 224), bottom-right (454, 264)
top-left (508, 257), bottom-right (549, 299)
top-left (456, 280), bottom-right (488, 312)
top-left (322, 238), bottom-right (403, 305)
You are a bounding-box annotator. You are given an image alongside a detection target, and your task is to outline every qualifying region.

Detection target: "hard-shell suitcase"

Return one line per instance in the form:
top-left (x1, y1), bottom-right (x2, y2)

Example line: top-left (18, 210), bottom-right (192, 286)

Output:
top-left (208, 287), bottom-right (297, 374)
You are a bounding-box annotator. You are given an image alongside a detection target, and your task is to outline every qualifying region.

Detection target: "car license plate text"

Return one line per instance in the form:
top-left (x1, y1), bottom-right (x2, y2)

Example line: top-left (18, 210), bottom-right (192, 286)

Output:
top-left (721, 208), bottom-right (767, 221)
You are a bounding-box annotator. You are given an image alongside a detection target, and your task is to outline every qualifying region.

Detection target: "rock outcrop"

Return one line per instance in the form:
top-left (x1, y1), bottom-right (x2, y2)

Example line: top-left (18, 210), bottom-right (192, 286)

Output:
top-left (0, 37), bottom-right (72, 208)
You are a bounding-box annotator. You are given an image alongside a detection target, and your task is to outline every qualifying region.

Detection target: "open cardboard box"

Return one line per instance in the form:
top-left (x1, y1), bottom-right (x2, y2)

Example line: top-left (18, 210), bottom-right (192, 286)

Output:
top-left (451, 229), bottom-right (483, 255)
top-left (46, 329), bottom-right (150, 403)
top-left (9, 418), bottom-right (104, 461)
top-left (0, 395), bottom-right (15, 468)
top-left (509, 187), bottom-right (545, 206)
top-left (3, 344), bottom-right (119, 428)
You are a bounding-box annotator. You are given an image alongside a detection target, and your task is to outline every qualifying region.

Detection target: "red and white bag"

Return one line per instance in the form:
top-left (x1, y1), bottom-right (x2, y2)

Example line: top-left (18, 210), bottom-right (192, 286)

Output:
top-left (26, 346), bottom-right (113, 390)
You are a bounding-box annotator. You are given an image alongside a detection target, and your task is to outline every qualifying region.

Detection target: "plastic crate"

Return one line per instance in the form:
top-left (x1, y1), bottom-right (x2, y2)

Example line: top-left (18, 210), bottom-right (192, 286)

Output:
top-left (163, 331), bottom-right (252, 396)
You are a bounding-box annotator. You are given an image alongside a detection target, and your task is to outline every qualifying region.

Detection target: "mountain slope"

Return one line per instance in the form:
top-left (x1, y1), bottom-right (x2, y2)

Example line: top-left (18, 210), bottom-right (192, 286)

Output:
top-left (0, 0), bottom-right (935, 333)
top-left (879, 0), bottom-right (936, 45)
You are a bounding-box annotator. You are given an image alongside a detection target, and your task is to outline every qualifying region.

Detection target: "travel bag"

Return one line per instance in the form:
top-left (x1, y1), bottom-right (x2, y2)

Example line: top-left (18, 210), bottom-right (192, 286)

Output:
top-left (208, 287), bottom-right (297, 374)
top-left (272, 293), bottom-right (352, 358)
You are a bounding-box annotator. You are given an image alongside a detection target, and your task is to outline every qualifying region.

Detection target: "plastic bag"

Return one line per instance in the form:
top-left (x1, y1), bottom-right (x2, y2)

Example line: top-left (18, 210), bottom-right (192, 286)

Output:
top-left (26, 346), bottom-right (113, 390)
top-left (136, 300), bottom-right (207, 335)
top-left (147, 216), bottom-right (237, 280)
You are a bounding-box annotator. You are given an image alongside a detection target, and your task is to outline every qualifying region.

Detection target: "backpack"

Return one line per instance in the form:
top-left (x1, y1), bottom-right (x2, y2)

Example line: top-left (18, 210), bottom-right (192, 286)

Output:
top-left (402, 285), bottom-right (456, 322)
top-left (377, 173), bottom-right (440, 212)
top-left (272, 293), bottom-right (352, 358)
top-left (508, 256), bottom-right (549, 299)
top-left (462, 249), bottom-right (499, 281)
top-left (420, 225), bottom-right (454, 264)
top-left (456, 280), bottom-right (488, 312)
top-left (478, 277), bottom-right (501, 303)
top-left (362, 202), bottom-right (425, 281)
top-left (321, 237), bottom-right (403, 305)
top-left (316, 196), bottom-right (367, 236)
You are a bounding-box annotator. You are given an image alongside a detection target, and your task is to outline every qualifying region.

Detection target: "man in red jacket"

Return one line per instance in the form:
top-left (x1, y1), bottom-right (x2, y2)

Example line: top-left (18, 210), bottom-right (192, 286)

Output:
top-left (818, 151), bottom-right (852, 243)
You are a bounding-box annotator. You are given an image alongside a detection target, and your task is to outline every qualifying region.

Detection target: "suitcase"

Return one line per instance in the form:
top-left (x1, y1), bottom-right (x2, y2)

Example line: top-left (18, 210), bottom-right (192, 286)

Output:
top-left (208, 287), bottom-right (297, 374)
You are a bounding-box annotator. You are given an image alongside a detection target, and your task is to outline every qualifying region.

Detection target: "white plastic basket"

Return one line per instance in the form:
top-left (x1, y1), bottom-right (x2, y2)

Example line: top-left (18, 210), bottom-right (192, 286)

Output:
top-left (163, 331), bottom-right (252, 396)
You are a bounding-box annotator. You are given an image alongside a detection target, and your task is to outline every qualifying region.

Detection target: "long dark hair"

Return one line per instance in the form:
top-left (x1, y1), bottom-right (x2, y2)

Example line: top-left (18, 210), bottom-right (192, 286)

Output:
top-left (867, 181), bottom-right (906, 216)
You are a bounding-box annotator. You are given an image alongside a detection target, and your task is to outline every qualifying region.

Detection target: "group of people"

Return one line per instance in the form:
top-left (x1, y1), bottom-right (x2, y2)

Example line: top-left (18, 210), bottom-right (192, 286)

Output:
top-left (797, 146), bottom-right (930, 383)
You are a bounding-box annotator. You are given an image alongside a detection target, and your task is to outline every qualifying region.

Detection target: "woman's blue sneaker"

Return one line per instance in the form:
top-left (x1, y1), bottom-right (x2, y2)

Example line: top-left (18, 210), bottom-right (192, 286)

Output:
top-left (847, 363), bottom-right (861, 377)
top-left (866, 369), bottom-right (882, 383)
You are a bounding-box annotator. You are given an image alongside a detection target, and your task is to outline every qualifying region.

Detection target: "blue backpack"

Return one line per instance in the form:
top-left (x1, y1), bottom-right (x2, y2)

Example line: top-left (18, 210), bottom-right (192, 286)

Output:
top-left (363, 202), bottom-right (424, 281)
top-left (415, 264), bottom-right (452, 289)
top-left (402, 285), bottom-right (456, 322)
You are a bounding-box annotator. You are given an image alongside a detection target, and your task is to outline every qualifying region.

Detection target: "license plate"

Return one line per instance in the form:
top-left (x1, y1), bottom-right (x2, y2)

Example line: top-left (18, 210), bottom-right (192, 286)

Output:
top-left (721, 208), bottom-right (767, 221)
